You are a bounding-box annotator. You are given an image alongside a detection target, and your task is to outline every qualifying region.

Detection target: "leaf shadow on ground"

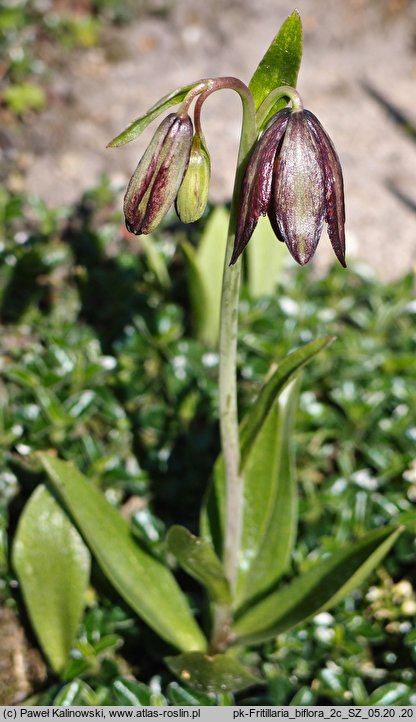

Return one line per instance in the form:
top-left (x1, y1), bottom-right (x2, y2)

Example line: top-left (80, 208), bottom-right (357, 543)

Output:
top-left (61, 196), bottom-right (219, 529)
top-left (362, 80), bottom-right (416, 143)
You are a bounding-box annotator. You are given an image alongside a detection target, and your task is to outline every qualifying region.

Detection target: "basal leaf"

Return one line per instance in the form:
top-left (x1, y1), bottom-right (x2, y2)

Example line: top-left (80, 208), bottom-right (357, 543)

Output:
top-left (393, 510), bottom-right (416, 534)
top-left (168, 681), bottom-right (214, 706)
top-left (107, 83), bottom-right (197, 148)
top-left (165, 651), bottom-right (258, 693)
top-left (235, 379), bottom-right (299, 607)
top-left (112, 679), bottom-right (151, 706)
top-left (196, 206), bottom-right (229, 341)
top-left (368, 682), bottom-right (411, 706)
top-left (139, 234), bottom-right (171, 290)
top-left (240, 337), bottom-right (334, 466)
top-left (12, 484), bottom-right (90, 673)
top-left (233, 525), bottom-right (402, 644)
top-left (249, 11), bottom-right (302, 127)
top-left (40, 454), bottom-right (207, 653)
top-left (182, 207), bottom-right (229, 347)
top-left (167, 525), bottom-right (231, 605)
top-left (181, 241), bottom-right (210, 344)
top-left (201, 338), bottom-right (333, 559)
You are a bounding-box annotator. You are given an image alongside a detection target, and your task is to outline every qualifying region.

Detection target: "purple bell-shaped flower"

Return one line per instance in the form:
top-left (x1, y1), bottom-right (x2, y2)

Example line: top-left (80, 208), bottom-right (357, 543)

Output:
top-left (231, 107), bottom-right (346, 267)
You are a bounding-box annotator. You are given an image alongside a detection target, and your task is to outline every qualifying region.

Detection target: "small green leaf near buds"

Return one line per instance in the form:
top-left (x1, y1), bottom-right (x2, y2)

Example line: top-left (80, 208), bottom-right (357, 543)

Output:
top-left (124, 113), bottom-right (193, 235)
top-left (107, 82), bottom-right (201, 148)
top-left (175, 136), bottom-right (211, 223)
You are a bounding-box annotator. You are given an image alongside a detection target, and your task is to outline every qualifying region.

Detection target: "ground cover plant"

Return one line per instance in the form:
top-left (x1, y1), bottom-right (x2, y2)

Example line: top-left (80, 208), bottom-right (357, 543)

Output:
top-left (0, 0), bottom-right (144, 117)
top-left (0, 179), bottom-right (416, 705)
top-left (0, 11), bottom-right (416, 707)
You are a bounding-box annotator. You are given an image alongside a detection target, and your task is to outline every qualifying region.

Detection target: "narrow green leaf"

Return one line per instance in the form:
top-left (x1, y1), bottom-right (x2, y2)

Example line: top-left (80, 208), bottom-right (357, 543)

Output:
top-left (181, 241), bottom-right (210, 343)
top-left (201, 338), bottom-right (333, 557)
top-left (236, 379), bottom-right (300, 606)
top-left (53, 680), bottom-right (97, 706)
top-left (165, 652), bottom-right (258, 694)
top-left (289, 687), bottom-right (316, 706)
top-left (200, 455), bottom-right (226, 558)
top-left (35, 387), bottom-right (71, 427)
top-left (393, 510), bottom-right (416, 533)
top-left (107, 83), bottom-right (197, 148)
top-left (140, 234), bottom-right (171, 290)
top-left (240, 337), bottom-right (334, 466)
top-left (368, 682), bottom-right (411, 705)
top-left (233, 526), bottom-right (402, 644)
top-left (40, 454), bottom-right (207, 653)
top-left (167, 525), bottom-right (231, 605)
top-left (246, 215), bottom-right (285, 298)
top-left (182, 207), bottom-right (229, 346)
top-left (12, 484), bottom-right (90, 674)
top-left (113, 679), bottom-right (151, 705)
top-left (249, 11), bottom-right (302, 126)
top-left (167, 682), bottom-right (214, 706)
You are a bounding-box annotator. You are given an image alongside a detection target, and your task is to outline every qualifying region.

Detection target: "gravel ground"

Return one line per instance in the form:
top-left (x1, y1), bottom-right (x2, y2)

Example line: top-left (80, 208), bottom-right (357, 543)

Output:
top-left (16, 0), bottom-right (416, 278)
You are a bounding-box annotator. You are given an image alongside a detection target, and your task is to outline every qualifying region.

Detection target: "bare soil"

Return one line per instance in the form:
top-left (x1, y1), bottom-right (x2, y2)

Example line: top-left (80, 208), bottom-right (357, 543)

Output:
top-left (8, 0), bottom-right (416, 278)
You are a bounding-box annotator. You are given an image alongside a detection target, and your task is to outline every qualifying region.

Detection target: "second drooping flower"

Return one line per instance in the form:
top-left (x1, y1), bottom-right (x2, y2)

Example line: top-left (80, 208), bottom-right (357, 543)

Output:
top-left (124, 112), bottom-right (194, 235)
top-left (231, 106), bottom-right (346, 267)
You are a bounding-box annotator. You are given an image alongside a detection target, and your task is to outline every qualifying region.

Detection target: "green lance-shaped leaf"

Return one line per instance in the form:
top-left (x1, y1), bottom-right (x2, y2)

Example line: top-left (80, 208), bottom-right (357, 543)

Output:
top-left (167, 525), bottom-right (231, 606)
top-left (181, 206), bottom-right (229, 347)
top-left (39, 454), bottom-right (207, 653)
top-left (367, 682), bottom-right (412, 706)
top-left (232, 525), bottom-right (403, 644)
top-left (112, 679), bottom-right (152, 706)
top-left (168, 682), bottom-right (214, 706)
top-left (201, 337), bottom-right (334, 555)
top-left (249, 11), bottom-right (303, 129)
top-left (393, 510), bottom-right (416, 534)
top-left (12, 484), bottom-right (91, 674)
top-left (235, 379), bottom-right (300, 607)
top-left (107, 82), bottom-right (200, 148)
top-left (139, 234), bottom-right (171, 290)
top-left (240, 336), bottom-right (334, 467)
top-left (165, 652), bottom-right (258, 694)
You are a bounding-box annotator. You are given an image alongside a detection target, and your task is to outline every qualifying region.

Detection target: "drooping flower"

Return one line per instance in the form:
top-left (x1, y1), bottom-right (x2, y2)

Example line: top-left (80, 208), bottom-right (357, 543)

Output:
top-left (124, 113), bottom-right (193, 235)
top-left (231, 107), bottom-right (346, 267)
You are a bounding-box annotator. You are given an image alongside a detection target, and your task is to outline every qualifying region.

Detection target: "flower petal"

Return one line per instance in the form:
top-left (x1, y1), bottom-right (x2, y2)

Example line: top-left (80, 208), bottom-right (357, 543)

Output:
top-left (305, 110), bottom-right (346, 267)
top-left (230, 109), bottom-right (290, 265)
top-left (273, 110), bottom-right (326, 265)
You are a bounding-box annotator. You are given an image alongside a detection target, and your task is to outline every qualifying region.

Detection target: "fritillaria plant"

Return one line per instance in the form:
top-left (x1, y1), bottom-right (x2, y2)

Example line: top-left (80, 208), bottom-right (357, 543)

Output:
top-left (112, 24), bottom-right (347, 609)
top-left (13, 11), bottom-right (406, 696)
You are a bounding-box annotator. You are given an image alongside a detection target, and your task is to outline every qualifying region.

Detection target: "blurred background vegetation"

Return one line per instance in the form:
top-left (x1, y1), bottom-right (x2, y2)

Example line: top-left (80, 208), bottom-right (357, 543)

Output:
top-left (1, 0), bottom-right (416, 708)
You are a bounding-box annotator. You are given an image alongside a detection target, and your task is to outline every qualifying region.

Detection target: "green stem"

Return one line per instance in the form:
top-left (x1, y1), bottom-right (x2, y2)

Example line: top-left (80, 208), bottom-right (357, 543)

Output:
top-left (256, 84), bottom-right (303, 128)
top-left (194, 78), bottom-right (257, 651)
top-left (198, 78), bottom-right (257, 595)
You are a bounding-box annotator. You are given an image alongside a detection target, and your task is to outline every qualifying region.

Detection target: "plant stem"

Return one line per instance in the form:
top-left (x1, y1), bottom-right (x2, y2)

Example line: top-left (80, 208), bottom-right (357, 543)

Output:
top-left (256, 85), bottom-right (303, 128)
top-left (198, 79), bottom-right (257, 595)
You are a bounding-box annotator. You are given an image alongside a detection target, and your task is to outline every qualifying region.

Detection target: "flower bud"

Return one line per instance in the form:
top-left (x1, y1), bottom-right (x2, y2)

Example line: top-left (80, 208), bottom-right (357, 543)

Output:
top-left (175, 136), bottom-right (211, 223)
top-left (124, 113), bottom-right (193, 235)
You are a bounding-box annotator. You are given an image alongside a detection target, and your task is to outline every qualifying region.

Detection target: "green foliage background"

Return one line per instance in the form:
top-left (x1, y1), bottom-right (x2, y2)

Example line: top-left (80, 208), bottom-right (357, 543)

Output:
top-left (0, 179), bottom-right (415, 704)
